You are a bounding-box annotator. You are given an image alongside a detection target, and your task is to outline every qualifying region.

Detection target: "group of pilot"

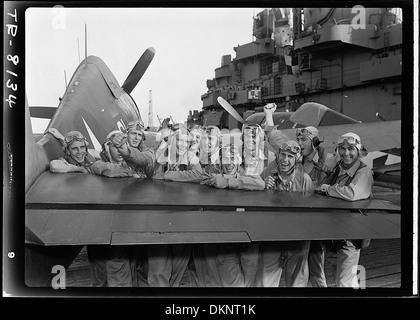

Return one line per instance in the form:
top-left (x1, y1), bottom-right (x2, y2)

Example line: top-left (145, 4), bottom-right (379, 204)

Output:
top-left (50, 103), bottom-right (374, 288)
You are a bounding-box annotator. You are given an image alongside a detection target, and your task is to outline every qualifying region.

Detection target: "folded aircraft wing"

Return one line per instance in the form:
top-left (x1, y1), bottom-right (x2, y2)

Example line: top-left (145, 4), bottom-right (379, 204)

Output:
top-left (26, 172), bottom-right (401, 246)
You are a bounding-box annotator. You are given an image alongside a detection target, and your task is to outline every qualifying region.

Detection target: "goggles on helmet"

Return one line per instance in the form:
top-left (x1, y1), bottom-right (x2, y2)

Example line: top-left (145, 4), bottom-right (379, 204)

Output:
top-left (295, 127), bottom-right (317, 138)
top-left (64, 131), bottom-right (87, 145)
top-left (126, 120), bottom-right (145, 133)
top-left (337, 135), bottom-right (360, 146)
top-left (106, 130), bottom-right (123, 140)
top-left (279, 141), bottom-right (301, 154)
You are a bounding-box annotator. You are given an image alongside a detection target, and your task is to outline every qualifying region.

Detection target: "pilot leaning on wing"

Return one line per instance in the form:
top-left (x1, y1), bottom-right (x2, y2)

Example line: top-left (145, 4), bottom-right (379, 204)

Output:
top-left (242, 124), bottom-right (266, 176)
top-left (263, 104), bottom-right (336, 287)
top-left (147, 126), bottom-right (198, 287)
top-left (154, 125), bottom-right (204, 182)
top-left (258, 140), bottom-right (314, 287)
top-left (49, 130), bottom-right (135, 287)
top-left (199, 125), bottom-right (223, 174)
top-left (201, 143), bottom-right (264, 287)
top-left (110, 120), bottom-right (155, 179)
top-left (294, 126), bottom-right (330, 288)
top-left (315, 132), bottom-right (374, 288)
top-left (49, 130), bottom-right (97, 173)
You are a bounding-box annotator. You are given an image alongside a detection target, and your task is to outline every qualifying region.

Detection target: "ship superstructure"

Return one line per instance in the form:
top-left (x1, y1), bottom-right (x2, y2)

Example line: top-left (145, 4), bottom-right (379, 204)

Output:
top-left (191, 8), bottom-right (402, 129)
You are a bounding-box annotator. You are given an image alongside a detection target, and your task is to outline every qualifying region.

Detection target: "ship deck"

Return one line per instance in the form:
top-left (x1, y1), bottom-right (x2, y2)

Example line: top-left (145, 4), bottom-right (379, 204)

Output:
top-left (66, 237), bottom-right (401, 288)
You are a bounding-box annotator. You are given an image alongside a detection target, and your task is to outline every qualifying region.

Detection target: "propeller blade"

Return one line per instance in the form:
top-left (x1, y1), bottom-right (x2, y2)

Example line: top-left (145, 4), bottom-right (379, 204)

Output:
top-left (122, 47), bottom-right (155, 94)
top-left (217, 97), bottom-right (244, 124)
top-left (29, 106), bottom-right (57, 119)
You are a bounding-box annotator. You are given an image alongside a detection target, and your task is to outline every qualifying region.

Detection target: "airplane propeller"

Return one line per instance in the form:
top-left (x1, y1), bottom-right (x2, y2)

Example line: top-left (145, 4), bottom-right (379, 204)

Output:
top-left (122, 47), bottom-right (156, 94)
top-left (217, 96), bottom-right (277, 154)
top-left (217, 96), bottom-right (244, 123)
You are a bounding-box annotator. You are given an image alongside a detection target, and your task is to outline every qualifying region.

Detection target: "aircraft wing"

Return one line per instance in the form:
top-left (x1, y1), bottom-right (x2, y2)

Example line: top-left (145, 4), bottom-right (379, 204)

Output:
top-left (316, 120), bottom-right (401, 154)
top-left (26, 172), bottom-right (400, 246)
top-left (267, 120), bottom-right (401, 154)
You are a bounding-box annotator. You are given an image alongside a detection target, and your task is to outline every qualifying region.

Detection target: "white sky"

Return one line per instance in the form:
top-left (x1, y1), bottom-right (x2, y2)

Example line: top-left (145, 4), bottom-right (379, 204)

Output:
top-left (26, 7), bottom-right (264, 133)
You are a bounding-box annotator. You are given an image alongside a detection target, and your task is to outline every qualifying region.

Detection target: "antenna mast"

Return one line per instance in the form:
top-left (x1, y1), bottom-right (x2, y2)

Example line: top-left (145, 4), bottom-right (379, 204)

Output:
top-left (77, 38), bottom-right (81, 64)
top-left (84, 23), bottom-right (87, 68)
top-left (148, 90), bottom-right (154, 128)
top-left (64, 70), bottom-right (68, 88)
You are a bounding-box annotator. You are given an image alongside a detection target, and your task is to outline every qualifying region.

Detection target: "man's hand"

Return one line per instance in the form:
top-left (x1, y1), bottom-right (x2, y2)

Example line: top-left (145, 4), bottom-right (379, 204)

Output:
top-left (111, 132), bottom-right (128, 148)
top-left (201, 174), bottom-right (228, 188)
top-left (263, 103), bottom-right (276, 127)
top-left (264, 103), bottom-right (277, 115)
top-left (78, 166), bottom-right (90, 173)
top-left (104, 167), bottom-right (133, 178)
top-left (265, 176), bottom-right (276, 189)
top-left (315, 184), bottom-right (329, 194)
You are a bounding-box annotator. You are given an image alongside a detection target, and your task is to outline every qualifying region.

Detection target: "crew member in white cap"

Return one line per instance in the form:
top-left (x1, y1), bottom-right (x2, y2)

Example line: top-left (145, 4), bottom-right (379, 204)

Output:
top-left (315, 132), bottom-right (373, 287)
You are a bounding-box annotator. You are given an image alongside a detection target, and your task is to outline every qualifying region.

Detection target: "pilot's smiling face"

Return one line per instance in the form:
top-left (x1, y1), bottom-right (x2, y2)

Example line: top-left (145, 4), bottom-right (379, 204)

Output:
top-left (222, 163), bottom-right (237, 175)
top-left (201, 134), bottom-right (218, 154)
top-left (338, 141), bottom-right (359, 165)
top-left (127, 130), bottom-right (143, 148)
top-left (68, 140), bottom-right (87, 164)
top-left (176, 134), bottom-right (189, 156)
top-left (189, 130), bottom-right (202, 152)
top-left (296, 136), bottom-right (312, 157)
top-left (221, 153), bottom-right (239, 174)
top-left (277, 150), bottom-right (296, 173)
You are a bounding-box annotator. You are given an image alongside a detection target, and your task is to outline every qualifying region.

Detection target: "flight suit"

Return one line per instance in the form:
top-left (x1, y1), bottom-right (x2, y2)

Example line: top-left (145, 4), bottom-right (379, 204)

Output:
top-left (209, 169), bottom-right (265, 287)
top-left (148, 157), bottom-right (201, 286)
top-left (320, 159), bottom-right (373, 287)
top-left (257, 164), bottom-right (314, 287)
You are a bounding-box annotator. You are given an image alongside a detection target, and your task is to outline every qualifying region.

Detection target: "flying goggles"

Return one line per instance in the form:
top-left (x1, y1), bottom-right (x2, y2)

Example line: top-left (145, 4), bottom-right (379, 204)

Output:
top-left (279, 141), bottom-right (301, 155)
top-left (337, 135), bottom-right (361, 146)
top-left (64, 131), bottom-right (88, 145)
top-left (125, 120), bottom-right (145, 133)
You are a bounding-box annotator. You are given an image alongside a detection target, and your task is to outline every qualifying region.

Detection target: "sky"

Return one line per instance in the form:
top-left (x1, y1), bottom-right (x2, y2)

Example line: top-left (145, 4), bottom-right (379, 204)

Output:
top-left (26, 7), bottom-right (265, 133)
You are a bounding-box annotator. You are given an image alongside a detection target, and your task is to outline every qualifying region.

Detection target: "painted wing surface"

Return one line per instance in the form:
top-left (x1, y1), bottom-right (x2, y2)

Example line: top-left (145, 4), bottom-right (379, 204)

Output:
top-left (26, 173), bottom-right (400, 245)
